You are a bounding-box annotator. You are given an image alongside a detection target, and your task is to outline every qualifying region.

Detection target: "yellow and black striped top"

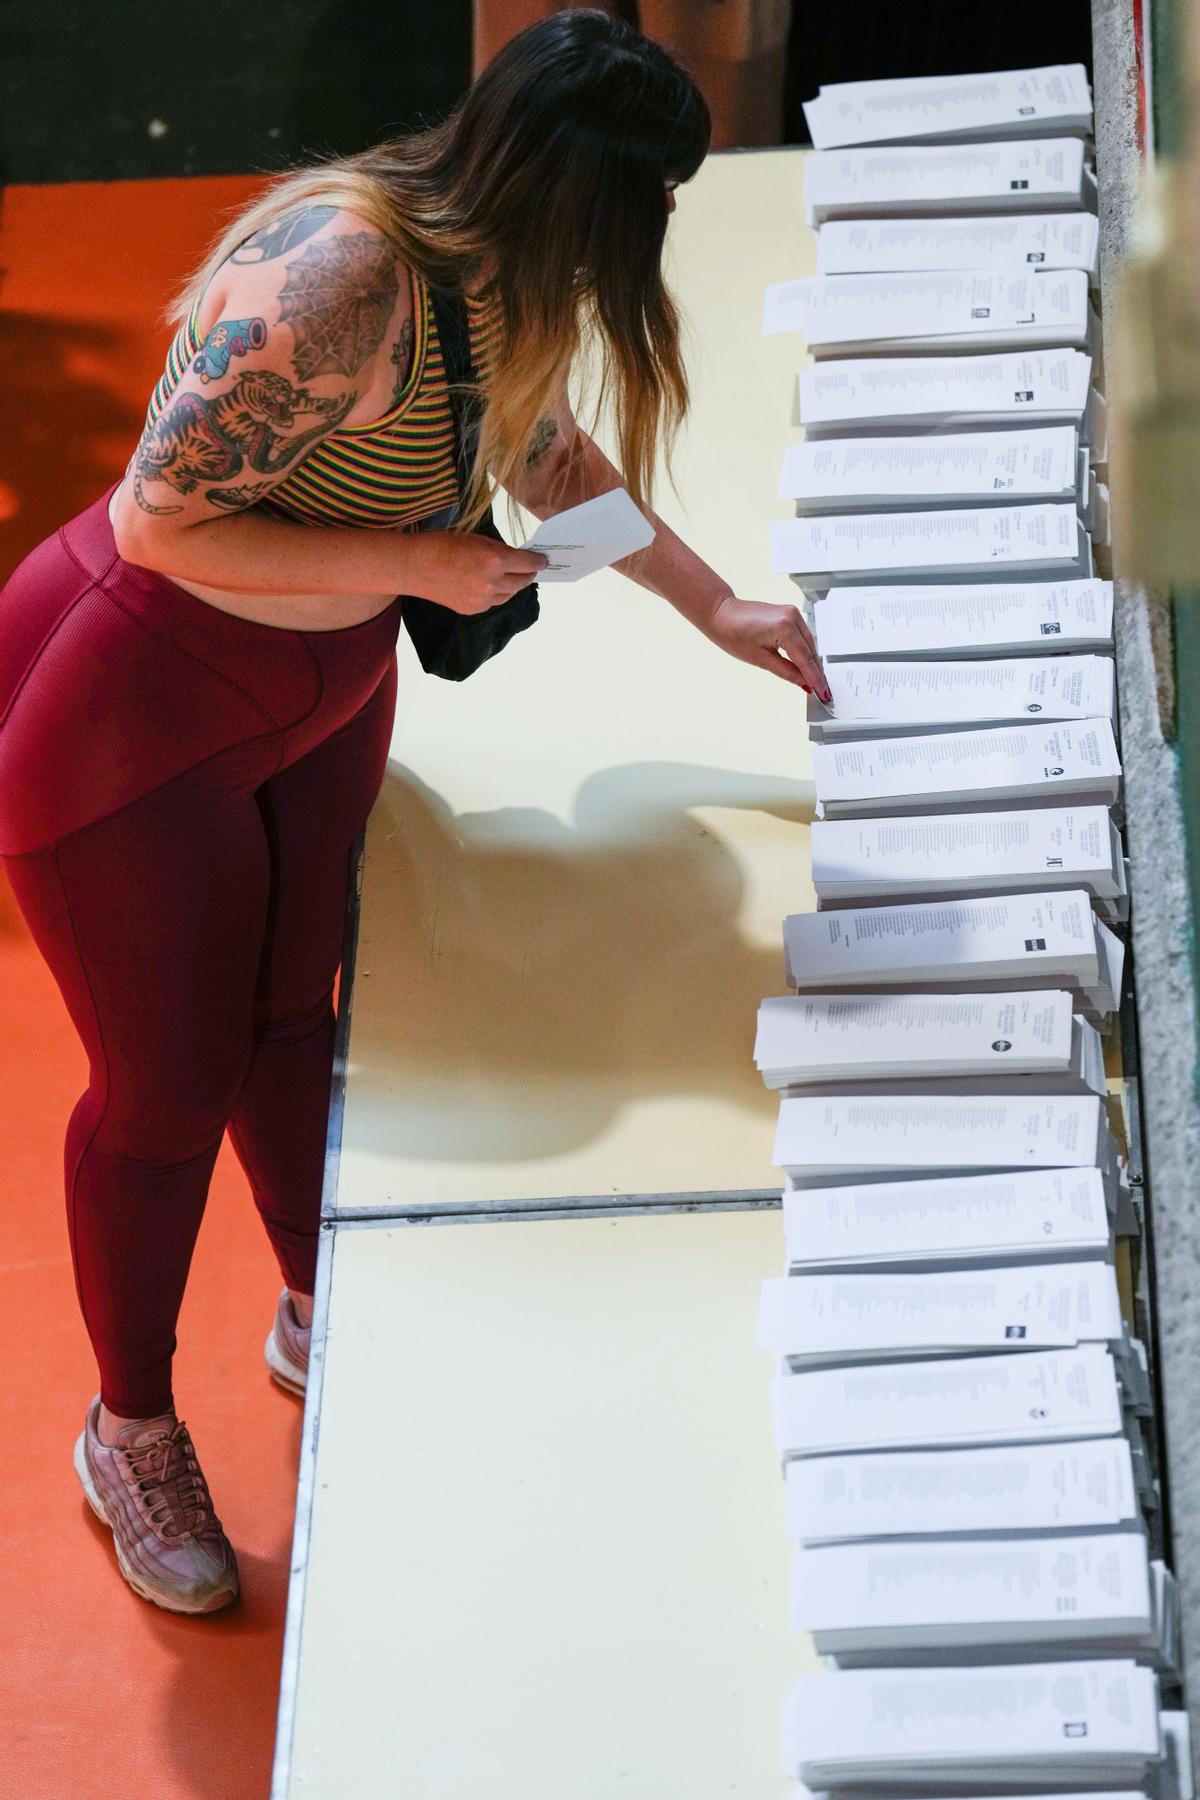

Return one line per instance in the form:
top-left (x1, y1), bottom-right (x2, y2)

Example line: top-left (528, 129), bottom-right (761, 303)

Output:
top-left (143, 269), bottom-right (503, 530)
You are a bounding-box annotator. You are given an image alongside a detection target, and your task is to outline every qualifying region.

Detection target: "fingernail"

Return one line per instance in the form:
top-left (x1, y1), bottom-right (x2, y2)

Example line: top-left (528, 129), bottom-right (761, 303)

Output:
top-left (822, 689), bottom-right (833, 703)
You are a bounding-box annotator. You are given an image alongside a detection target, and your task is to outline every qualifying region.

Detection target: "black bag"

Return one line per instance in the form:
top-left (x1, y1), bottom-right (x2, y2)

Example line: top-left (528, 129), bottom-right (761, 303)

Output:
top-left (401, 287), bottom-right (540, 681)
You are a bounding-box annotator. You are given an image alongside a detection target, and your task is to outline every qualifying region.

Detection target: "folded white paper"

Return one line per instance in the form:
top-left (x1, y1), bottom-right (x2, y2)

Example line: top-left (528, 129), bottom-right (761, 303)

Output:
top-left (523, 489), bottom-right (654, 581)
top-left (783, 1661), bottom-right (1160, 1787)
top-left (808, 656), bottom-right (1113, 739)
top-left (803, 138), bottom-right (1093, 226)
top-left (785, 1436), bottom-right (1138, 1543)
top-left (792, 1532), bottom-right (1152, 1655)
top-left (773, 1092), bottom-right (1112, 1183)
top-left (782, 1167), bottom-right (1112, 1271)
top-left (810, 807), bottom-right (1125, 903)
top-left (758, 1260), bottom-right (1124, 1364)
top-left (773, 1344), bottom-right (1124, 1458)
top-left (809, 580), bottom-right (1113, 659)
top-left (797, 351), bottom-right (1093, 433)
top-left (811, 719), bottom-right (1122, 818)
top-left (781, 429), bottom-right (1082, 512)
top-left (816, 214), bottom-right (1100, 276)
top-left (772, 503), bottom-right (1087, 583)
top-left (804, 65), bottom-right (1092, 150)
top-left (772, 270), bottom-right (1093, 356)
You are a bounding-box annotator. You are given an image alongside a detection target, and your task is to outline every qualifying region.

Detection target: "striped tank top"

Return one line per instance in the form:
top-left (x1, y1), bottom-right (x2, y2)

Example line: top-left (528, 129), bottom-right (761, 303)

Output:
top-left (142, 266), bottom-right (503, 531)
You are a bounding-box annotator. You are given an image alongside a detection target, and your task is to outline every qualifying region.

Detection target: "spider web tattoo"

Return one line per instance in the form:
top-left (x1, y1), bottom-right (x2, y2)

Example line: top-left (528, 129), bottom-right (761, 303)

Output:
top-left (277, 232), bottom-right (400, 381)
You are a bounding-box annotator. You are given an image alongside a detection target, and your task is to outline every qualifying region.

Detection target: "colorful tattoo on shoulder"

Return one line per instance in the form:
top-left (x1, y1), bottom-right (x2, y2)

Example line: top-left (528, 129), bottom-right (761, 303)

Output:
top-left (229, 205), bottom-right (339, 266)
top-left (276, 232), bottom-right (400, 381)
top-left (130, 370), bottom-right (357, 515)
top-left (190, 316), bottom-right (268, 383)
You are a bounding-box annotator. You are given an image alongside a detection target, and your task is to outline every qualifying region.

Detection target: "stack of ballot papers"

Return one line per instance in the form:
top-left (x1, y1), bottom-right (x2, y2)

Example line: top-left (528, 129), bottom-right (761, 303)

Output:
top-left (807, 655), bottom-right (1113, 740)
top-left (781, 1662), bottom-right (1162, 1788)
top-left (780, 427), bottom-right (1084, 512)
top-left (815, 213), bottom-right (1100, 276)
top-left (785, 1437), bottom-right (1138, 1544)
top-left (772, 503), bottom-right (1093, 587)
top-left (768, 269), bottom-right (1094, 355)
top-left (810, 807), bottom-right (1127, 912)
top-left (774, 1093), bottom-right (1115, 1184)
top-left (803, 65), bottom-right (1093, 151)
top-left (781, 1168), bottom-right (1114, 1271)
top-left (809, 579), bottom-right (1113, 659)
top-left (796, 351), bottom-right (1095, 437)
top-left (802, 139), bottom-right (1096, 227)
top-left (811, 719), bottom-right (1122, 818)
top-left (757, 1260), bottom-right (1124, 1367)
top-left (773, 1343), bottom-right (1124, 1459)
top-left (754, 991), bottom-right (1105, 1096)
top-left (791, 1531), bottom-right (1153, 1659)
top-left (782, 892), bottom-right (1123, 1018)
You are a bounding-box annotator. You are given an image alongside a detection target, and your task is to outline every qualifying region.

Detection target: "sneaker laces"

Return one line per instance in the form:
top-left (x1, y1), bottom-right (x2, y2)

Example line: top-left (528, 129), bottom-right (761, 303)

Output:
top-left (122, 1420), bottom-right (217, 1540)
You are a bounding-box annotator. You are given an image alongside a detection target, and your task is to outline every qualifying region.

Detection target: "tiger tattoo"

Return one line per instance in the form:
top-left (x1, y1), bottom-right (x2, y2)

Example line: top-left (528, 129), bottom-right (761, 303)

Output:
top-left (132, 368), bottom-right (357, 515)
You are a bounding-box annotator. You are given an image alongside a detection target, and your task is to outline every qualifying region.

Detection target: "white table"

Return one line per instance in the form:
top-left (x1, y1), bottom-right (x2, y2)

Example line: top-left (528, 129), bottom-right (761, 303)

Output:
top-left (272, 149), bottom-right (820, 1799)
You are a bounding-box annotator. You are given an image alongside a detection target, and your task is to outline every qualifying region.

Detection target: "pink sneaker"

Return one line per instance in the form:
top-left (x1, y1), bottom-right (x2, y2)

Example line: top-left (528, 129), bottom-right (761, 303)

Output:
top-left (264, 1286), bottom-right (311, 1395)
top-left (73, 1395), bottom-right (239, 1614)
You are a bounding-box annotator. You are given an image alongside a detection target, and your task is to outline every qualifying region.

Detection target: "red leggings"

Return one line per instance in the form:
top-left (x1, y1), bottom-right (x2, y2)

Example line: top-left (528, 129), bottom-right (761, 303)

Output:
top-left (0, 481), bottom-right (401, 1417)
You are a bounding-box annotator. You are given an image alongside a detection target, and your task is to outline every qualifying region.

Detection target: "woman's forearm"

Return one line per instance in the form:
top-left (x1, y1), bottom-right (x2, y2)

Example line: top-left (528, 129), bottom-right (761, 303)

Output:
top-left (115, 480), bottom-right (418, 599)
top-left (513, 430), bottom-right (732, 633)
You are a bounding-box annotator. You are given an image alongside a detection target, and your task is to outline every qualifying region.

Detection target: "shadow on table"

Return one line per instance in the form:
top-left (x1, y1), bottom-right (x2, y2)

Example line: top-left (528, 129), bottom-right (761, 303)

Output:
top-left (345, 756), bottom-right (816, 1166)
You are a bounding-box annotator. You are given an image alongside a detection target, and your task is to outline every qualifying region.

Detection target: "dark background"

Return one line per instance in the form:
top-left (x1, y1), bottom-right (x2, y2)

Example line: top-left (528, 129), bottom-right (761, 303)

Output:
top-left (2, 0), bottom-right (1093, 186)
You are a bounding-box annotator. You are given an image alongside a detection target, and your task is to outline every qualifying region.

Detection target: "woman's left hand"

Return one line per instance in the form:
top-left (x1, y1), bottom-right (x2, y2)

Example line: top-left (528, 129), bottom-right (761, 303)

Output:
top-left (703, 594), bottom-right (831, 702)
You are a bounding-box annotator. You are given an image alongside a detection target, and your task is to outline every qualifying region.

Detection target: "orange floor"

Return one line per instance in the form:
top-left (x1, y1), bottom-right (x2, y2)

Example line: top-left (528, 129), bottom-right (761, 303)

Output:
top-left (1, 177), bottom-right (306, 1800)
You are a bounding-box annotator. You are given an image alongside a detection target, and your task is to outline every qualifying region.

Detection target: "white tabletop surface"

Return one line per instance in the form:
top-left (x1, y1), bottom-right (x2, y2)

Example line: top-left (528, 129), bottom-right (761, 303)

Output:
top-left (334, 148), bottom-right (816, 1214)
top-left (280, 1208), bottom-right (814, 1798)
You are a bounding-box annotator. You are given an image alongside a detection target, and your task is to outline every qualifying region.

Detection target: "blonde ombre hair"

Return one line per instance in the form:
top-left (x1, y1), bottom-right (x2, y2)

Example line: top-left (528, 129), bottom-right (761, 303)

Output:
top-left (164, 10), bottom-right (710, 530)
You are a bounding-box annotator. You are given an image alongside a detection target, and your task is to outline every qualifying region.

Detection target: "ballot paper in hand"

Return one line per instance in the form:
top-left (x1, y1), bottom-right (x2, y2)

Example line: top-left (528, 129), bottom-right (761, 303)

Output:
top-left (523, 489), bottom-right (654, 581)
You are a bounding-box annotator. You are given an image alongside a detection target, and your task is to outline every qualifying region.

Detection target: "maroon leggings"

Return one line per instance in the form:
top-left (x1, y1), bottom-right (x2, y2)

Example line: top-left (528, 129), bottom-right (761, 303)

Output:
top-left (0, 481), bottom-right (401, 1417)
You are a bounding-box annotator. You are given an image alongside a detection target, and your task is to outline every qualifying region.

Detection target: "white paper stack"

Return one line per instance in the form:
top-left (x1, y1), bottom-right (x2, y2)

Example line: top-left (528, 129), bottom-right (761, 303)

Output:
top-left (772, 503), bottom-right (1092, 587)
top-left (809, 580), bottom-right (1113, 659)
top-left (782, 1661), bottom-right (1161, 1788)
top-left (782, 1167), bottom-right (1113, 1272)
top-left (803, 65), bottom-right (1093, 151)
top-left (810, 807), bottom-right (1127, 913)
top-left (755, 990), bottom-right (1106, 1099)
top-left (773, 1343), bottom-right (1124, 1460)
top-left (786, 1436), bottom-right (1138, 1545)
top-left (780, 428), bottom-right (1082, 515)
top-left (803, 138), bottom-right (1095, 227)
top-left (758, 1260), bottom-right (1124, 1369)
top-left (782, 891), bottom-right (1123, 1020)
top-left (792, 1531), bottom-right (1152, 1661)
top-left (811, 719), bottom-right (1121, 819)
top-left (815, 213), bottom-right (1100, 276)
top-left (774, 1092), bottom-right (1114, 1185)
top-left (774, 269), bottom-right (1094, 356)
top-left (796, 352), bottom-right (1097, 441)
top-left (807, 655), bottom-right (1112, 740)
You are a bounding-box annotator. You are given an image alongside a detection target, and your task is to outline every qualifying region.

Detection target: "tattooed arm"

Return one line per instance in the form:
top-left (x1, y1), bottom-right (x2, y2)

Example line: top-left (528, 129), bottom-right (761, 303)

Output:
top-left (111, 208), bottom-right (544, 611)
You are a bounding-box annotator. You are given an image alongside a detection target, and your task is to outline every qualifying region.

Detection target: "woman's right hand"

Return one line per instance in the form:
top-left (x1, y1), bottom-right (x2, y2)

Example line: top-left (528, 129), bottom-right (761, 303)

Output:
top-left (402, 530), bottom-right (548, 614)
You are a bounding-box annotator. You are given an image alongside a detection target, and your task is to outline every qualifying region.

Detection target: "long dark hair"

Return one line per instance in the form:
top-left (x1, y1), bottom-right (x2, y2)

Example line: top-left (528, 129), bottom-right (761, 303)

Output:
top-left (167, 10), bottom-right (711, 525)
